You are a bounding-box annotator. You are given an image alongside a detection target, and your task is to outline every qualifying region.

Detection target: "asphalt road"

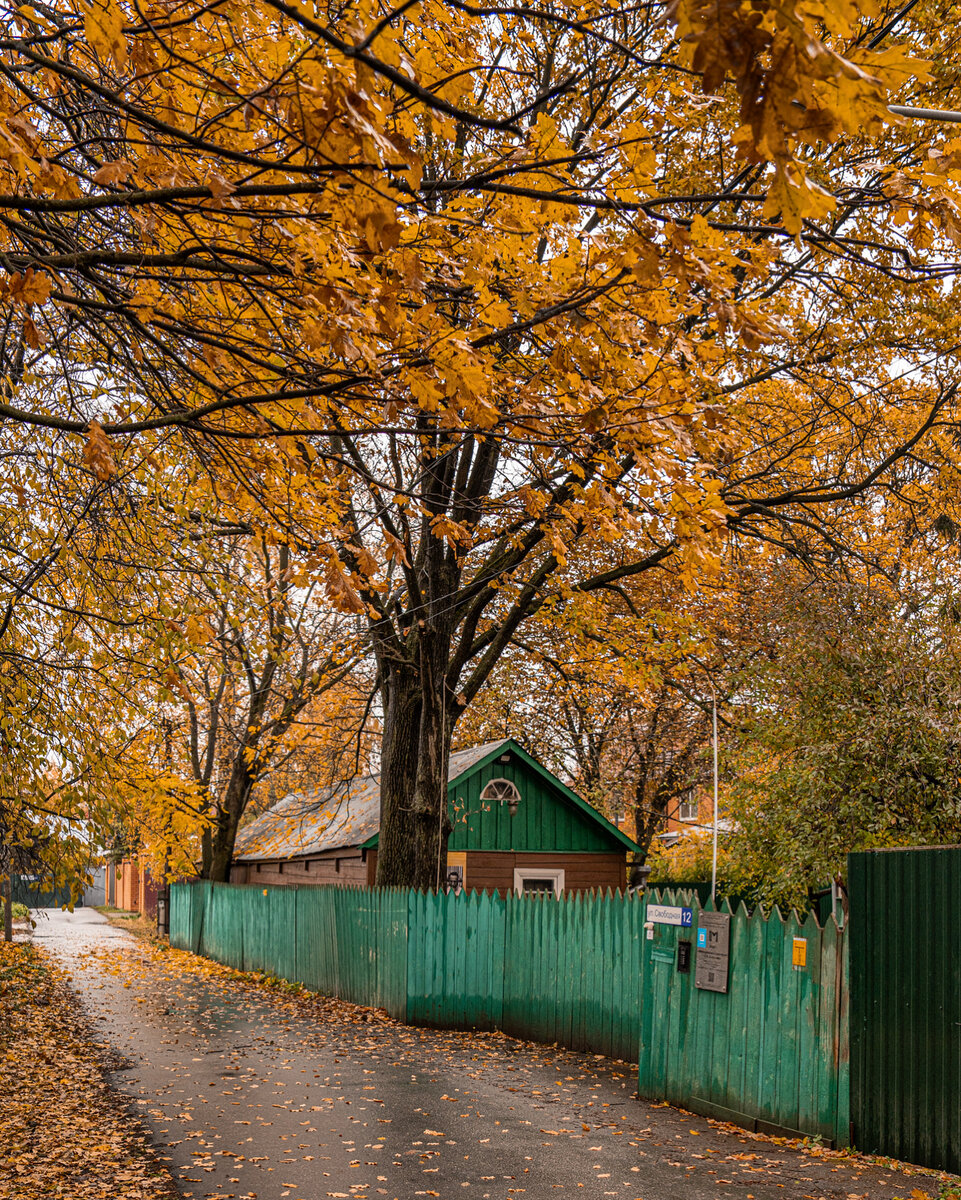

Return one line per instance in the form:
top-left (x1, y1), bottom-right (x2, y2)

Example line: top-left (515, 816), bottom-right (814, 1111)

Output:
top-left (33, 908), bottom-right (939, 1200)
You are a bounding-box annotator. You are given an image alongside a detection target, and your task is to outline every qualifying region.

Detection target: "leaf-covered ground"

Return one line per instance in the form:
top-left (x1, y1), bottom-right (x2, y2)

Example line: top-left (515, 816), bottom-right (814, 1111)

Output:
top-left (30, 909), bottom-right (961, 1200)
top-left (0, 940), bottom-right (179, 1200)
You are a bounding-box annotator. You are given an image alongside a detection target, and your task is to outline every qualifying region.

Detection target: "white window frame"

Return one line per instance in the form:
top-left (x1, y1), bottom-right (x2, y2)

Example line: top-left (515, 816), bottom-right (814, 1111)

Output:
top-left (513, 867), bottom-right (565, 897)
top-left (677, 790), bottom-right (699, 823)
top-left (480, 778), bottom-right (522, 806)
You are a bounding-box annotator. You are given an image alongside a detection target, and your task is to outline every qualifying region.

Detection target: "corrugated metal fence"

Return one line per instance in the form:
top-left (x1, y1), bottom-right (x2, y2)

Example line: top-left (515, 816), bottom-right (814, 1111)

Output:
top-left (170, 882), bottom-right (849, 1146)
top-left (849, 847), bottom-right (961, 1174)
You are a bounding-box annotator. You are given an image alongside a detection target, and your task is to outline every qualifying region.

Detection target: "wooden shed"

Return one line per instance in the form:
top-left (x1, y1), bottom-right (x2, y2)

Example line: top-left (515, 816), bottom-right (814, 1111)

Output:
top-left (231, 738), bottom-right (638, 895)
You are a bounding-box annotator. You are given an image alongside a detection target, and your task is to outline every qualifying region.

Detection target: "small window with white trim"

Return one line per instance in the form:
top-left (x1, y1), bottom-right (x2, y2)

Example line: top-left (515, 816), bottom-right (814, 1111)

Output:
top-left (677, 789), bottom-right (699, 823)
top-left (513, 867), bottom-right (565, 896)
top-left (480, 778), bottom-right (522, 816)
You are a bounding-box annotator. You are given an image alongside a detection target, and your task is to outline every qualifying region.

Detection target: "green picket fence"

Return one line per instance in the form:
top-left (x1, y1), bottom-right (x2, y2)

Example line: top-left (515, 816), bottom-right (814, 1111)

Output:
top-left (638, 899), bottom-right (849, 1146)
top-left (171, 881), bottom-right (411, 1017)
top-left (169, 881), bottom-right (848, 1144)
top-left (404, 886), bottom-right (650, 1055)
top-left (171, 881), bottom-right (648, 1058)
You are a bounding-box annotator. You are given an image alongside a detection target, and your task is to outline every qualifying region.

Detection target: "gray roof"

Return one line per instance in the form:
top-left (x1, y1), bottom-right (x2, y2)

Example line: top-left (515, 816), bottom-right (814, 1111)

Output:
top-left (234, 740), bottom-right (508, 863)
top-left (446, 740), bottom-right (505, 777)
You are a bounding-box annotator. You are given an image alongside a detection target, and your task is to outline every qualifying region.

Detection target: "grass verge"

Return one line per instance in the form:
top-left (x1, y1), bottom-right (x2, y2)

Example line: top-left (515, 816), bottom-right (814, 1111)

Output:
top-left (94, 905), bottom-right (167, 946)
top-left (0, 940), bottom-right (179, 1200)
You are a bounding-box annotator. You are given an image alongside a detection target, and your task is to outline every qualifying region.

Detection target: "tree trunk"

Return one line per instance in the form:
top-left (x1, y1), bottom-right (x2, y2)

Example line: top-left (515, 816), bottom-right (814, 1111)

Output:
top-left (206, 767), bottom-right (254, 882)
top-left (375, 629), bottom-right (455, 889)
top-left (375, 665), bottom-right (422, 886)
top-left (200, 824), bottom-right (213, 878)
top-left (634, 773), bottom-right (673, 862)
top-left (634, 752), bottom-right (694, 862)
top-left (2, 877), bottom-right (12, 944)
top-left (411, 666), bottom-right (453, 889)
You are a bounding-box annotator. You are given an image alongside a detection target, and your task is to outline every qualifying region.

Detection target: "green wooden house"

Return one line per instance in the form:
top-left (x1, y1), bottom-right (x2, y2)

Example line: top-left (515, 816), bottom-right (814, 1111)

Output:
top-left (231, 737), bottom-right (638, 895)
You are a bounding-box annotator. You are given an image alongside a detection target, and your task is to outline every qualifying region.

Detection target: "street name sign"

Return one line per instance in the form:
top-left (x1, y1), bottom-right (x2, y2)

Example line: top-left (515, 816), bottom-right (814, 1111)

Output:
top-left (647, 904), bottom-right (693, 927)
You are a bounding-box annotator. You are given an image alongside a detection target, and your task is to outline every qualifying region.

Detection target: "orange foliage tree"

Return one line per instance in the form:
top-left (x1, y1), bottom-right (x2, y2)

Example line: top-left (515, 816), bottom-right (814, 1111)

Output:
top-left (3, 1), bottom-right (961, 884)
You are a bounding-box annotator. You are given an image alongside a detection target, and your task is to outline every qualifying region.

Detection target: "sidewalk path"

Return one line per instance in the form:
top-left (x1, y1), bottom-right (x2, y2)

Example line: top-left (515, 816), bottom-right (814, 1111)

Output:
top-left (34, 908), bottom-right (939, 1200)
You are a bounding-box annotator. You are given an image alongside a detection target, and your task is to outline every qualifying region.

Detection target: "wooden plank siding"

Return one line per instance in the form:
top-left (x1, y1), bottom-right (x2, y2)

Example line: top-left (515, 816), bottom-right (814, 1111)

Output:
top-left (232, 849), bottom-right (623, 895)
top-left (230, 848), bottom-right (369, 888)
top-left (448, 754), bottom-right (620, 853)
top-left (463, 850), bottom-right (625, 896)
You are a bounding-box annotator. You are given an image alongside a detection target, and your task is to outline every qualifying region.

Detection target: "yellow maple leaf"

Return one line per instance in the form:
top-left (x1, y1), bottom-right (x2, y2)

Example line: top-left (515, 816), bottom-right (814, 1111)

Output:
top-left (763, 162), bottom-right (835, 236)
top-left (82, 420), bottom-right (117, 481)
top-left (84, 0), bottom-right (127, 69)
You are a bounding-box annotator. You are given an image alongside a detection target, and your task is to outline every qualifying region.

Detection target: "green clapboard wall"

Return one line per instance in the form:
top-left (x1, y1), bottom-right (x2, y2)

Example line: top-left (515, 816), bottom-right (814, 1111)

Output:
top-left (446, 749), bottom-right (625, 853)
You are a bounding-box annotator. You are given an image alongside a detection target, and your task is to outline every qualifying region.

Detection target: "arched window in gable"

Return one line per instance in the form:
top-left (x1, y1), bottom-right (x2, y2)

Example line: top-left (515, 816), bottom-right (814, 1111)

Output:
top-left (480, 778), bottom-right (521, 816)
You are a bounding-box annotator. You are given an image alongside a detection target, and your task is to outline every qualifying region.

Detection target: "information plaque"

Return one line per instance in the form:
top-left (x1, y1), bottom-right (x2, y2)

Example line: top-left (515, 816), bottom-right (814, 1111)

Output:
top-left (695, 911), bottom-right (731, 993)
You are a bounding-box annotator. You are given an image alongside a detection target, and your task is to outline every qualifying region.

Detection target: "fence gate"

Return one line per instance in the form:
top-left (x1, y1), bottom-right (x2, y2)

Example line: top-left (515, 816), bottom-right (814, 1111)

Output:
top-left (637, 897), bottom-right (849, 1147)
top-left (848, 846), bottom-right (961, 1173)
top-left (82, 866), bottom-right (107, 907)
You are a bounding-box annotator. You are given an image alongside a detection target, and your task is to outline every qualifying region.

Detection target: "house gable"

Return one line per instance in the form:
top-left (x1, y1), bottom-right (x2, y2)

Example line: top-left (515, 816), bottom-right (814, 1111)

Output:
top-left (447, 740), bottom-right (637, 853)
top-left (360, 738), bottom-right (638, 855)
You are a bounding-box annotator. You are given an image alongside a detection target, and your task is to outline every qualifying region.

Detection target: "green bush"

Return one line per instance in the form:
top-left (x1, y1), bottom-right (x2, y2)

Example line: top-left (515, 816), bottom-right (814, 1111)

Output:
top-left (11, 902), bottom-right (30, 922)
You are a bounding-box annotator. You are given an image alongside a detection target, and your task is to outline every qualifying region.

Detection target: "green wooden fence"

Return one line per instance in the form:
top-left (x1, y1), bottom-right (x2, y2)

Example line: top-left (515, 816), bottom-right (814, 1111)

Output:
top-left (637, 899), bottom-right (849, 1147)
top-left (171, 881), bottom-right (411, 1017)
top-left (171, 882), bottom-right (647, 1058)
top-left (170, 882), bottom-right (848, 1144)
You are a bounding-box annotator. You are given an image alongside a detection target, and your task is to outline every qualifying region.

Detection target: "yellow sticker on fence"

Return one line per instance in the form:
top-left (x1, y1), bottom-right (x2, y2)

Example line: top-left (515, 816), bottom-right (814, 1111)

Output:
top-left (792, 937), bottom-right (807, 968)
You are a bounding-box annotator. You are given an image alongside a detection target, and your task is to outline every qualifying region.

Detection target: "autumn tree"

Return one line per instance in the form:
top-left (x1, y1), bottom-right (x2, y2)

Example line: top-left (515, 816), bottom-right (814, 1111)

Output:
top-left (3, 0), bottom-right (961, 885)
top-left (119, 532), bottom-right (372, 881)
top-left (0, 417), bottom-right (137, 906)
top-left (0, 396), bottom-right (372, 883)
top-left (455, 584), bottom-right (723, 857)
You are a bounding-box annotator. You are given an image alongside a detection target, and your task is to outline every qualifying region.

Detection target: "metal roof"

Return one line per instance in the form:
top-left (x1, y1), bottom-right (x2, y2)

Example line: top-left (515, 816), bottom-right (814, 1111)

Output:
top-left (234, 775), bottom-right (382, 862)
top-left (234, 742), bottom-right (509, 862)
top-left (233, 738), bottom-right (639, 862)
top-left (446, 740), bottom-right (507, 777)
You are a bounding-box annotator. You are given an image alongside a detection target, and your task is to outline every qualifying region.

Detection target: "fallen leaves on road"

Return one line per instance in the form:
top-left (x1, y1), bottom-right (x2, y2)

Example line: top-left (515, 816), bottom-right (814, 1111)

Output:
top-left (0, 941), bottom-right (178, 1200)
top-left (30, 923), bottom-right (959, 1200)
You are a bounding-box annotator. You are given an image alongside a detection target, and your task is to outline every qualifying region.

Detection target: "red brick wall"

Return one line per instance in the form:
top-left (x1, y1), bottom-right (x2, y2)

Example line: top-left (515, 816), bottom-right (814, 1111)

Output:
top-left (116, 859), bottom-right (139, 910)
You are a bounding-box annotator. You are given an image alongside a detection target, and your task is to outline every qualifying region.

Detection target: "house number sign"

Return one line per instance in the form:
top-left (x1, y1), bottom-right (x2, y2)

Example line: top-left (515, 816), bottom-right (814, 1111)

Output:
top-left (647, 903), bottom-right (693, 927)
